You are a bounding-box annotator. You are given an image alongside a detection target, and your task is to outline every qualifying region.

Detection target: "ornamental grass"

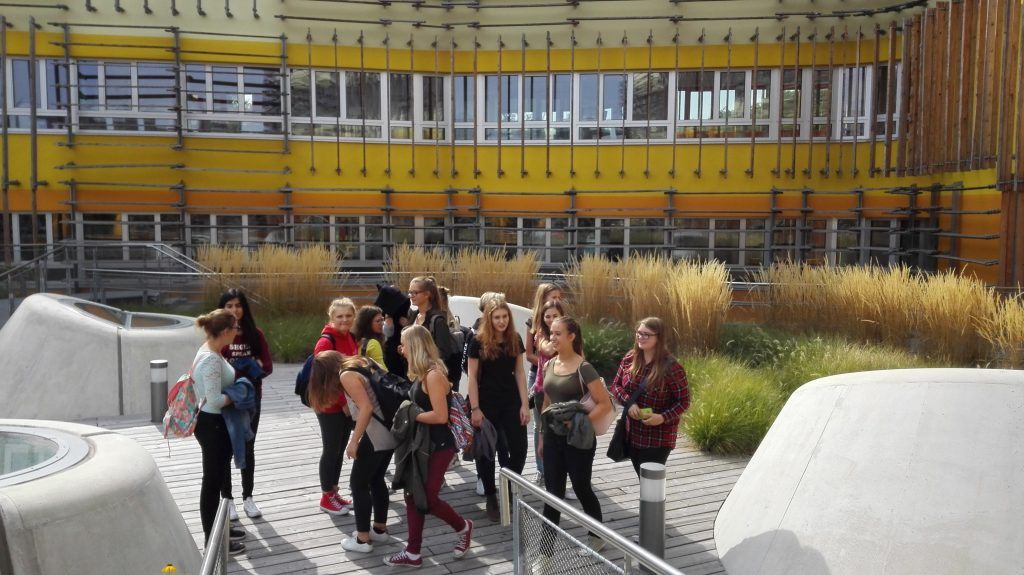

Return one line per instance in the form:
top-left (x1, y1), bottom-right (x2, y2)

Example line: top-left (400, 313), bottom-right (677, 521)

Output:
top-left (453, 248), bottom-right (539, 307)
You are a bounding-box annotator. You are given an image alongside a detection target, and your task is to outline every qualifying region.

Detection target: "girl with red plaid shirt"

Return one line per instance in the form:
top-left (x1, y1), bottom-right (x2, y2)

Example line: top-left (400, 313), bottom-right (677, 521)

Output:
top-left (609, 317), bottom-right (690, 476)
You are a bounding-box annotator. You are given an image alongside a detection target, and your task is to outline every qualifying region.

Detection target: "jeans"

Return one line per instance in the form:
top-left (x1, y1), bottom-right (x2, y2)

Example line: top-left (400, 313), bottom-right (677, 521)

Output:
top-left (629, 446), bottom-right (672, 477)
top-left (194, 411), bottom-right (232, 543)
top-left (221, 403), bottom-right (260, 500)
top-left (403, 447), bottom-right (467, 554)
top-left (475, 403), bottom-right (528, 496)
top-left (349, 436), bottom-right (394, 533)
top-left (316, 411), bottom-right (352, 492)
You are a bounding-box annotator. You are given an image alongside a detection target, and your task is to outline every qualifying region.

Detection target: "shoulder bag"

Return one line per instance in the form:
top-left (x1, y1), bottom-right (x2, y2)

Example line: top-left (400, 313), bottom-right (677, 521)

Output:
top-left (577, 363), bottom-right (617, 436)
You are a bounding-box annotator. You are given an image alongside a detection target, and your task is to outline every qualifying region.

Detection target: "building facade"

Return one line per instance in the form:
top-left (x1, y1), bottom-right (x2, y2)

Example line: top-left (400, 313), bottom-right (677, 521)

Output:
top-left (0, 0), bottom-right (1020, 285)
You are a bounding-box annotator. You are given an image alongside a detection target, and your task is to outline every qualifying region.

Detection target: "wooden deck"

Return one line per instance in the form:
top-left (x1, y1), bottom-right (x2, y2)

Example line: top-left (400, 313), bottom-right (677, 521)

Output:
top-left (97, 365), bottom-right (749, 574)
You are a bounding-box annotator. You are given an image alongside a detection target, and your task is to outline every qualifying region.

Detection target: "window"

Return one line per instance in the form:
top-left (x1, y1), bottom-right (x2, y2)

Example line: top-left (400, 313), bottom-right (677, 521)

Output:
top-left (811, 69), bottom-right (833, 137)
top-left (391, 215), bottom-right (416, 246)
top-left (336, 216), bottom-right (360, 259)
top-left (364, 216), bottom-right (385, 260)
top-left (8, 59), bottom-right (67, 130)
top-left (292, 70), bottom-right (382, 138)
top-left (839, 66), bottom-right (869, 138)
top-left (549, 217), bottom-right (570, 263)
top-left (315, 71), bottom-right (340, 117)
top-left (248, 215), bottom-right (286, 244)
top-left (780, 69), bottom-right (803, 138)
top-left (160, 214), bottom-right (184, 244)
top-left (453, 75), bottom-right (475, 141)
top-left (629, 218), bottom-right (665, 256)
top-left (599, 218), bottom-right (625, 260)
top-left (579, 73), bottom-right (668, 140)
top-left (422, 76), bottom-right (445, 140)
top-left (676, 71), bottom-right (763, 139)
top-left (82, 213), bottom-right (123, 260)
top-left (672, 218), bottom-right (710, 261)
top-left (346, 72), bottom-right (382, 120)
top-left (295, 215), bottom-right (328, 244)
top-left (423, 216), bottom-right (445, 245)
top-left (184, 64), bottom-right (283, 135)
top-left (217, 215), bottom-right (243, 245)
top-left (189, 214), bottom-right (212, 246)
top-left (484, 75), bottom-right (518, 141)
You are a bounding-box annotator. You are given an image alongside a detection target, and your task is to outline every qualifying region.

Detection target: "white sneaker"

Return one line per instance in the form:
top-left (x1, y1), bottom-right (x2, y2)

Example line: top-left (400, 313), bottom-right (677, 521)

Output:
top-left (353, 529), bottom-right (389, 543)
top-left (565, 488), bottom-right (577, 500)
top-left (577, 536), bottom-right (606, 556)
top-left (243, 497), bottom-right (262, 519)
top-left (228, 502), bottom-right (239, 522)
top-left (341, 536), bottom-right (373, 553)
top-left (475, 478), bottom-right (485, 497)
top-left (534, 472), bottom-right (544, 486)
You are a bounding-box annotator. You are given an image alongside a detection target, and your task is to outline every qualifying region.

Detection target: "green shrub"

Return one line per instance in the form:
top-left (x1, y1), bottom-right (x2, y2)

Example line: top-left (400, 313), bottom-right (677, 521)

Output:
top-left (581, 320), bottom-right (633, 380)
top-left (681, 354), bottom-right (783, 455)
top-left (262, 314), bottom-right (325, 363)
top-left (719, 323), bottom-right (799, 368)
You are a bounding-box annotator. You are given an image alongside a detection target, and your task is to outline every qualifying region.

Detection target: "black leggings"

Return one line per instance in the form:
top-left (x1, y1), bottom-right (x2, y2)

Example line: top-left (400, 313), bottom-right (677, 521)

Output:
top-left (541, 434), bottom-right (602, 528)
top-left (316, 411), bottom-right (352, 492)
top-left (221, 404), bottom-right (260, 500)
top-left (476, 403), bottom-right (528, 496)
top-left (629, 446), bottom-right (672, 477)
top-left (194, 411), bottom-right (233, 543)
top-left (348, 437), bottom-right (394, 533)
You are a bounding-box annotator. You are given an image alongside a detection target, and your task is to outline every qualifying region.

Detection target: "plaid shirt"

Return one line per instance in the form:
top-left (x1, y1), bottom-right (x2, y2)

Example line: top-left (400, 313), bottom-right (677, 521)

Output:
top-left (609, 353), bottom-right (690, 449)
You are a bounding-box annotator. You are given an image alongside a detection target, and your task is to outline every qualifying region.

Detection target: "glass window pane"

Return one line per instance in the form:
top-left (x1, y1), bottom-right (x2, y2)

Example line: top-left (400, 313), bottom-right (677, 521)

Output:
top-left (190, 214), bottom-right (211, 245)
top-left (137, 63), bottom-right (176, 113)
top-left (677, 71), bottom-right (713, 121)
top-left (602, 75), bottom-right (625, 121)
top-left (524, 76), bottom-right (547, 121)
top-left (423, 216), bottom-right (445, 245)
top-left (83, 213), bottom-right (121, 241)
top-left (76, 61), bottom-right (99, 111)
top-left (315, 71), bottom-right (340, 117)
top-left (185, 65), bottom-right (207, 113)
top-left (12, 59), bottom-right (31, 108)
top-left (781, 69), bottom-right (801, 119)
top-left (336, 216), bottom-right (360, 259)
top-left (389, 73), bottom-right (412, 121)
top-left (244, 68), bottom-right (280, 116)
top-left (579, 74), bottom-right (598, 122)
top-left (423, 76), bottom-right (444, 122)
top-left (453, 75), bottom-right (474, 122)
top-left (550, 74), bottom-right (571, 122)
top-left (127, 214), bottom-right (156, 242)
top-left (600, 218), bottom-right (624, 260)
top-left (295, 215), bottom-right (328, 243)
top-left (248, 215), bottom-right (286, 244)
top-left (752, 69), bottom-right (771, 121)
top-left (484, 75), bottom-right (517, 122)
top-left (391, 215), bottom-right (415, 245)
top-left (813, 69), bottom-right (831, 118)
top-left (46, 61), bottom-right (69, 111)
top-left (632, 72), bottom-right (667, 121)
top-left (160, 214), bottom-right (183, 243)
top-left (345, 72), bottom-right (381, 120)
top-left (105, 63), bottom-right (132, 111)
top-left (364, 216), bottom-right (384, 259)
top-left (212, 66), bottom-right (239, 113)
top-left (719, 71), bottom-right (745, 120)
top-left (217, 215), bottom-right (243, 245)
top-left (291, 69), bottom-right (311, 117)
top-left (483, 216), bottom-right (517, 247)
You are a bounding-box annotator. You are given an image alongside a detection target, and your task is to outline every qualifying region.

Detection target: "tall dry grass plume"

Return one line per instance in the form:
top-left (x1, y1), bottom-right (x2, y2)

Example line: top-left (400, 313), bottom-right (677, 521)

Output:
top-left (977, 292), bottom-right (1024, 368)
top-left (916, 271), bottom-right (997, 363)
top-left (564, 255), bottom-right (619, 322)
top-left (384, 245), bottom-right (455, 293)
top-left (666, 259), bottom-right (732, 352)
top-left (198, 244), bottom-right (344, 316)
top-left (454, 248), bottom-right (539, 306)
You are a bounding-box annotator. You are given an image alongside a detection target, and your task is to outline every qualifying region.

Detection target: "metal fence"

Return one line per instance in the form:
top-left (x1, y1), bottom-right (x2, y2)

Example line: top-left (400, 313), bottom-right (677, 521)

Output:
top-left (498, 468), bottom-right (685, 575)
top-left (199, 498), bottom-right (231, 575)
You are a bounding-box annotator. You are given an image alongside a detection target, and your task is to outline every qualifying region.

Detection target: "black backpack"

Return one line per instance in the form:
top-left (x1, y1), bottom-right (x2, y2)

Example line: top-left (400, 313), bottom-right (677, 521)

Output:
top-left (348, 361), bottom-right (413, 428)
top-left (295, 333), bottom-right (335, 407)
top-left (459, 325), bottom-right (475, 375)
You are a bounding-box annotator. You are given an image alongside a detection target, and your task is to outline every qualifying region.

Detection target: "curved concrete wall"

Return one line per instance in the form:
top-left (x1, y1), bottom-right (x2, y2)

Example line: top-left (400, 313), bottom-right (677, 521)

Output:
top-left (715, 368), bottom-right (1024, 575)
top-left (0, 294), bottom-right (203, 421)
top-left (0, 419), bottom-right (200, 575)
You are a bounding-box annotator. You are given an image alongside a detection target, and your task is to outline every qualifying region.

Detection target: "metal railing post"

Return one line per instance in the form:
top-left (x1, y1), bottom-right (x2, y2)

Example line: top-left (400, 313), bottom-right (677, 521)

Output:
top-left (639, 462), bottom-right (667, 560)
top-left (150, 359), bottom-right (169, 423)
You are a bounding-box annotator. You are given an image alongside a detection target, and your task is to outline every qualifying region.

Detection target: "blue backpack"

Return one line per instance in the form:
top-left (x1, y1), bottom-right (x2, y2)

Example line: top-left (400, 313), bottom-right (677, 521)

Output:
top-left (295, 333), bottom-right (335, 407)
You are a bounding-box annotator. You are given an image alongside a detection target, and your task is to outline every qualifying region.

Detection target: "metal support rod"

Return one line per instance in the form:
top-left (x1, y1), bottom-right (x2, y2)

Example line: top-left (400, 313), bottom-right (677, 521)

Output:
top-left (804, 29), bottom-right (817, 177)
top-left (545, 31), bottom-right (553, 177)
top-left (884, 21), bottom-right (897, 175)
top-left (670, 28), bottom-right (679, 177)
top-left (644, 30), bottom-right (653, 178)
top-left (224, 0), bottom-right (232, 17)
top-left (869, 24), bottom-right (881, 176)
top-left (520, 34), bottom-right (528, 177)
top-left (306, 29), bottom-right (316, 174)
top-left (359, 31), bottom-right (368, 175)
top-left (449, 35), bottom-right (457, 177)
top-left (619, 31), bottom-right (628, 178)
top-left (384, 33), bottom-right (393, 175)
top-left (696, 29), bottom-right (705, 177)
top-left (333, 30), bottom-right (342, 175)
top-left (408, 34), bottom-right (416, 176)
top-left (851, 26), bottom-right (862, 177)
top-left (280, 34), bottom-right (290, 154)
top-left (172, 28), bottom-right (184, 149)
top-left (569, 30), bottom-right (576, 177)
top-left (0, 16), bottom-right (10, 267)
top-left (787, 26), bottom-right (800, 178)
top-left (29, 17), bottom-right (40, 254)
top-left (837, 27), bottom-right (849, 177)
top-left (747, 27), bottom-right (759, 177)
top-left (432, 36), bottom-right (440, 177)
top-left (61, 24), bottom-right (73, 148)
top-left (720, 28), bottom-right (732, 177)
top-left (473, 36), bottom-right (480, 177)
top-left (594, 33), bottom-right (603, 177)
top-left (772, 27), bottom-right (785, 177)
top-left (822, 27), bottom-right (835, 177)
top-left (496, 35), bottom-right (505, 177)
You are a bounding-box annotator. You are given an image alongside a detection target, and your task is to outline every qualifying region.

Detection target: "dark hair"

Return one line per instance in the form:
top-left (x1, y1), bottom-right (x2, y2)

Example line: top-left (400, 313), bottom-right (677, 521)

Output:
top-left (307, 350), bottom-right (345, 413)
top-left (353, 305), bottom-right (385, 345)
top-left (217, 288), bottom-right (263, 358)
top-left (196, 308), bottom-right (236, 339)
top-left (628, 317), bottom-right (673, 392)
top-left (553, 316), bottom-right (584, 356)
top-left (536, 300), bottom-right (566, 340)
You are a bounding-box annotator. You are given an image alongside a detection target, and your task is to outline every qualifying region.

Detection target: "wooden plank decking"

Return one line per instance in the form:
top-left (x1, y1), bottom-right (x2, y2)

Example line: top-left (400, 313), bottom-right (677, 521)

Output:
top-left (96, 365), bottom-right (748, 575)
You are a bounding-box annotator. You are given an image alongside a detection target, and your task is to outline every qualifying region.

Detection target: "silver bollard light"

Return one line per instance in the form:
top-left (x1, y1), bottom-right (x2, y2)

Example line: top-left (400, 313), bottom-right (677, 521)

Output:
top-left (639, 462), bottom-right (667, 559)
top-left (150, 359), bottom-right (169, 423)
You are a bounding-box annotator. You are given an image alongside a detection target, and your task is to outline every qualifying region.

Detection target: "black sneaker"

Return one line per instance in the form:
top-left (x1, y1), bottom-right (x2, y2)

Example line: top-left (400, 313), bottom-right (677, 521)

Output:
top-left (485, 494), bottom-right (500, 523)
top-left (228, 540), bottom-right (246, 556)
top-left (229, 527), bottom-right (246, 542)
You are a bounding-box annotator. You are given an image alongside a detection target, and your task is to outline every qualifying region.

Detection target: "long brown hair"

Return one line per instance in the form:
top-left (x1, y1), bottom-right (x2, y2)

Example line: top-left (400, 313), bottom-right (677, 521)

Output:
top-left (476, 299), bottom-right (522, 361)
top-left (627, 317), bottom-right (673, 392)
top-left (308, 350), bottom-right (345, 412)
top-left (410, 276), bottom-right (442, 312)
top-left (529, 283), bottom-right (562, 334)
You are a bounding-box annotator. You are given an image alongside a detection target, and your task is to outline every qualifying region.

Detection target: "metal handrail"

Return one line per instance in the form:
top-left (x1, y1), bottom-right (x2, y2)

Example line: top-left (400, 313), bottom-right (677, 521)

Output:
top-left (0, 245), bottom-right (70, 282)
top-left (498, 468), bottom-right (685, 575)
top-left (198, 497), bottom-right (231, 575)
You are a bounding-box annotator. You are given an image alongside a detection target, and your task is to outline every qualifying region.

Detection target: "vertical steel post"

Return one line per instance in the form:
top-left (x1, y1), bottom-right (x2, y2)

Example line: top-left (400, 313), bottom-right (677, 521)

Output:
top-left (385, 34), bottom-right (393, 176)
top-left (619, 31), bottom-right (628, 178)
top-left (869, 24), bottom-right (881, 176)
top-left (569, 30), bottom-right (576, 177)
top-left (822, 27), bottom-right (835, 177)
top-left (433, 35), bottom-right (440, 177)
top-left (851, 26), bottom-right (862, 177)
top-left (280, 34), bottom-right (290, 154)
top-left (150, 359), bottom-right (169, 423)
top-left (788, 27), bottom-right (801, 178)
top-left (333, 30), bottom-right (342, 175)
top-left (172, 28), bottom-right (184, 149)
top-left (638, 463), bottom-right (667, 559)
top-left (837, 27), bottom-right (849, 177)
top-left (359, 31), bottom-right (368, 175)
top-left (61, 24), bottom-right (73, 148)
top-left (545, 31), bottom-right (552, 177)
top-left (696, 29), bottom-right (705, 177)
top-left (306, 29), bottom-right (316, 174)
top-left (804, 29), bottom-right (817, 177)
top-left (748, 27), bottom-right (759, 177)
top-left (450, 35), bottom-right (457, 177)
top-left (520, 34), bottom-right (528, 177)
top-left (0, 15), bottom-right (10, 267)
top-left (408, 34), bottom-right (416, 176)
top-left (594, 33), bottom-right (603, 177)
top-left (29, 17), bottom-right (39, 255)
top-left (473, 36), bottom-right (480, 177)
top-left (721, 28), bottom-right (732, 177)
top-left (670, 28), bottom-right (679, 177)
top-left (772, 27), bottom-right (785, 177)
top-left (644, 30), bottom-right (653, 178)
top-left (497, 35), bottom-right (505, 177)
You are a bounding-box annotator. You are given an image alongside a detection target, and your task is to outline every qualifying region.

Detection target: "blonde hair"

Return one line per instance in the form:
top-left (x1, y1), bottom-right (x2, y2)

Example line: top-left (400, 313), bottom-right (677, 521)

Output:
top-left (402, 324), bottom-right (447, 381)
top-left (196, 308), bottom-right (235, 338)
top-left (476, 299), bottom-right (522, 361)
top-left (530, 283), bottom-right (562, 334)
top-left (328, 297), bottom-right (356, 317)
top-left (478, 291), bottom-right (505, 312)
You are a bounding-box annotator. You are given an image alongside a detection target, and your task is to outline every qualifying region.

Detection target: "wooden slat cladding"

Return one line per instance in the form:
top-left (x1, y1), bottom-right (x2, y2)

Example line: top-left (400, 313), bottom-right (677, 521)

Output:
top-left (900, 0), bottom-right (1023, 183)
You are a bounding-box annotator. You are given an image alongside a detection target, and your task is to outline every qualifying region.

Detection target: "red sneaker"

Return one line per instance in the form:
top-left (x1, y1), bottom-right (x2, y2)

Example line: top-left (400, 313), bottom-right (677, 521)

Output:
top-left (332, 492), bottom-right (353, 511)
top-left (453, 519), bottom-right (473, 558)
top-left (384, 549), bottom-right (423, 568)
top-left (319, 492), bottom-right (350, 516)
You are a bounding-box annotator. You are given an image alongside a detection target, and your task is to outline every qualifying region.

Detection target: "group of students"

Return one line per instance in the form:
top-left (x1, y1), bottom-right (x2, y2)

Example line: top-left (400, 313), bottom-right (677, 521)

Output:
top-left (187, 277), bottom-right (691, 565)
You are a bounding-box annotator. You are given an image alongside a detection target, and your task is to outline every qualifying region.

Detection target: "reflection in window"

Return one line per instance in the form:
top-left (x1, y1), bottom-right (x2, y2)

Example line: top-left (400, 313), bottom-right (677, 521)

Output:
top-left (77, 61), bottom-right (99, 111)
top-left (485, 75), bottom-right (518, 123)
top-left (453, 75), bottom-right (475, 123)
top-left (346, 72), bottom-right (381, 120)
top-left (389, 74), bottom-right (413, 121)
top-left (315, 71), bottom-right (340, 117)
top-left (291, 69), bottom-right (311, 117)
top-left (423, 216), bottom-right (445, 245)
top-left (295, 215), bottom-right (328, 243)
top-left (632, 72), bottom-right (668, 121)
top-left (600, 218), bottom-right (624, 260)
top-left (12, 60), bottom-right (31, 108)
top-left (218, 215), bottom-right (243, 245)
top-left (189, 214), bottom-right (212, 245)
top-left (212, 67), bottom-right (239, 113)
top-left (46, 61), bottom-right (69, 111)
top-left (160, 214), bottom-right (183, 244)
top-left (391, 215), bottom-right (415, 245)
top-left (423, 76), bottom-right (444, 122)
top-left (336, 216), bottom-right (360, 259)
top-left (602, 75), bottom-right (626, 121)
top-left (105, 63), bottom-right (132, 111)
top-left (364, 216), bottom-right (384, 259)
top-left (523, 76), bottom-right (548, 121)
top-left (672, 218), bottom-right (709, 261)
top-left (551, 74), bottom-right (572, 123)
top-left (718, 72), bottom-right (746, 120)
top-left (579, 74), bottom-right (598, 122)
top-left (249, 215), bottom-right (286, 244)
top-left (677, 71), bottom-right (713, 121)
top-left (137, 63), bottom-right (176, 113)
top-left (185, 65), bottom-right (207, 113)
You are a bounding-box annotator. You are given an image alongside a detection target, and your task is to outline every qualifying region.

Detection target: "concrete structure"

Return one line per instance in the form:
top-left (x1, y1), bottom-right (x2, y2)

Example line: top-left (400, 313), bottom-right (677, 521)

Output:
top-left (715, 368), bottom-right (1024, 575)
top-left (0, 419), bottom-right (200, 575)
top-left (0, 293), bottom-right (202, 421)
